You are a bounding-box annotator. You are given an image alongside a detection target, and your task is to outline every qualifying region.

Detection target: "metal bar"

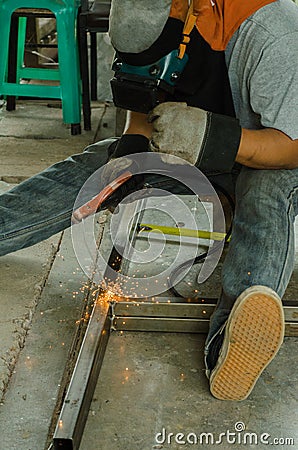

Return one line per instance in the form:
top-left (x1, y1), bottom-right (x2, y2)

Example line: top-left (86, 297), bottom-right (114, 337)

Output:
top-left (113, 316), bottom-right (210, 333)
top-left (114, 299), bottom-right (298, 320)
top-left (283, 305), bottom-right (298, 321)
top-left (18, 67), bottom-right (60, 81)
top-left (6, 13), bottom-right (18, 111)
top-left (114, 301), bottom-right (215, 319)
top-left (112, 296), bottom-right (298, 337)
top-left (51, 202), bottom-right (144, 448)
top-left (90, 32), bottom-right (98, 102)
top-left (113, 315), bottom-right (298, 337)
top-left (52, 298), bottom-right (111, 450)
top-left (285, 323), bottom-right (298, 337)
top-left (110, 295), bottom-right (218, 304)
top-left (78, 16), bottom-right (91, 131)
top-left (0, 81), bottom-right (61, 97)
top-left (25, 43), bottom-right (58, 48)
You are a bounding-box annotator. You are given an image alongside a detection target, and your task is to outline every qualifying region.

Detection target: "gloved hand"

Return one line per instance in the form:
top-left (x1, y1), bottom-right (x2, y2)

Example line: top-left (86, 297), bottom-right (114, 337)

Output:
top-left (103, 134), bottom-right (149, 183)
top-left (72, 134), bottom-right (150, 222)
top-left (148, 102), bottom-right (241, 173)
top-left (101, 133), bottom-right (149, 210)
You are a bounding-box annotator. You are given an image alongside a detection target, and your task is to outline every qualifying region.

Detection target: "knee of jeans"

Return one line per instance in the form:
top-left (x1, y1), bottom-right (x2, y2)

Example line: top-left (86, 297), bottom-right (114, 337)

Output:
top-left (66, 138), bottom-right (119, 171)
top-left (83, 137), bottom-right (119, 155)
top-left (236, 167), bottom-right (298, 207)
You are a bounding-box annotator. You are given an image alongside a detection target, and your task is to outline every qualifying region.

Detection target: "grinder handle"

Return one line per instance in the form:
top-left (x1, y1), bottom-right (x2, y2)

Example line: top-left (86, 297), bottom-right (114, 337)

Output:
top-left (72, 171), bottom-right (132, 223)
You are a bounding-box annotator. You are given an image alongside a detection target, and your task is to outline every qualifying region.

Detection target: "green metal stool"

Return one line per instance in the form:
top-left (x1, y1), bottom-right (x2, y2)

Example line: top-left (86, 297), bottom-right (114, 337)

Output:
top-left (0, 0), bottom-right (82, 135)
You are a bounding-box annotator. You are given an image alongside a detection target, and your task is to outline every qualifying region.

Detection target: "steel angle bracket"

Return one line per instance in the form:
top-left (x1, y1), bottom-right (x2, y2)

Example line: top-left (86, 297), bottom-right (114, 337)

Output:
top-left (52, 298), bottom-right (111, 450)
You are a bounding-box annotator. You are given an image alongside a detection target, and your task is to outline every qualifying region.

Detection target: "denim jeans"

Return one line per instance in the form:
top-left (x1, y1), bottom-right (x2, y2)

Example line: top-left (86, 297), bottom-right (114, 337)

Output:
top-left (1, 139), bottom-right (297, 330)
top-left (0, 137), bottom-right (231, 257)
top-left (205, 165), bottom-right (298, 366)
top-left (0, 138), bottom-right (117, 257)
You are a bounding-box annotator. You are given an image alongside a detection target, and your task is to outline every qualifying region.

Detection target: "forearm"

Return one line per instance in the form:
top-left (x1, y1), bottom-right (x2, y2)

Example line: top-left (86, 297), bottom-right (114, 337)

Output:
top-left (237, 128), bottom-right (298, 169)
top-left (121, 110), bottom-right (298, 171)
top-left (123, 111), bottom-right (153, 139)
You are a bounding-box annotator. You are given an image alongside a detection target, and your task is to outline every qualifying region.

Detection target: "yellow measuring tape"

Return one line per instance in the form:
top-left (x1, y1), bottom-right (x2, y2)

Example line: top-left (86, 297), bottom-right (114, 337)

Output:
top-left (138, 223), bottom-right (227, 242)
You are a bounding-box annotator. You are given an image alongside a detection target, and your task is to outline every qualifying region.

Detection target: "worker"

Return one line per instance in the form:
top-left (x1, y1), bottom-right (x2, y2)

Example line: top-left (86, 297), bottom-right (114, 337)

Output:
top-left (0, 0), bottom-right (297, 401)
top-left (107, 0), bottom-right (298, 401)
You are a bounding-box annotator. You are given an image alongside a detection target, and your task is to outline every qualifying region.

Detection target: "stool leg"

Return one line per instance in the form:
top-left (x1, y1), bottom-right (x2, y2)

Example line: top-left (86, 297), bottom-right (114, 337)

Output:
top-left (0, 13), bottom-right (11, 92)
top-left (16, 17), bottom-right (27, 82)
top-left (6, 14), bottom-right (19, 111)
top-left (78, 16), bottom-right (91, 131)
top-left (6, 16), bottom-right (27, 111)
top-left (90, 32), bottom-right (97, 102)
top-left (56, 9), bottom-right (81, 134)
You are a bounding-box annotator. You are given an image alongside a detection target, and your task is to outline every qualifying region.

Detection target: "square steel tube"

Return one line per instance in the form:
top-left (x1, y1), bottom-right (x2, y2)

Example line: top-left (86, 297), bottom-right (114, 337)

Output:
top-left (112, 296), bottom-right (298, 337)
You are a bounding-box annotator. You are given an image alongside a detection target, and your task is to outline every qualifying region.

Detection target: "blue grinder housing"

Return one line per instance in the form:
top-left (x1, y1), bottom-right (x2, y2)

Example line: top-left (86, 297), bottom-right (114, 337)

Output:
top-left (110, 49), bottom-right (189, 113)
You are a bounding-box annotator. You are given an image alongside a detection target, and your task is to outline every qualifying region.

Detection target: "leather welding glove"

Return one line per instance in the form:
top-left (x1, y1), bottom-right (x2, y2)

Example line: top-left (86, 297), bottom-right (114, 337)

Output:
top-left (103, 134), bottom-right (149, 182)
top-left (101, 134), bottom-right (149, 210)
top-left (148, 102), bottom-right (241, 173)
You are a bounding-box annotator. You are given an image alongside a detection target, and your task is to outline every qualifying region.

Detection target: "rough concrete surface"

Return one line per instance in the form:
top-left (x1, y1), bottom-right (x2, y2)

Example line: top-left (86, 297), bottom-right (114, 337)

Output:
top-left (0, 232), bottom-right (61, 398)
top-left (0, 229), bottom-right (91, 450)
top-left (0, 100), bottom-right (116, 181)
top-left (81, 332), bottom-right (298, 450)
top-left (0, 181), bottom-right (62, 398)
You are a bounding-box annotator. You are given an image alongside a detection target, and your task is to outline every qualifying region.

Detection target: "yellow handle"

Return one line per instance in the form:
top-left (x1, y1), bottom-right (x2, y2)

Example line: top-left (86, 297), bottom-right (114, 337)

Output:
top-left (178, 0), bottom-right (198, 59)
top-left (138, 223), bottom-right (227, 241)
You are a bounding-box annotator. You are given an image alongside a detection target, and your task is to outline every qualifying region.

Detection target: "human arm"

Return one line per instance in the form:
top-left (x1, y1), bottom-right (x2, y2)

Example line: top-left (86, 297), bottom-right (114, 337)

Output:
top-left (236, 27), bottom-right (298, 170)
top-left (237, 128), bottom-right (298, 169)
top-left (148, 101), bottom-right (298, 172)
top-left (118, 107), bottom-right (298, 171)
top-left (123, 111), bottom-right (153, 139)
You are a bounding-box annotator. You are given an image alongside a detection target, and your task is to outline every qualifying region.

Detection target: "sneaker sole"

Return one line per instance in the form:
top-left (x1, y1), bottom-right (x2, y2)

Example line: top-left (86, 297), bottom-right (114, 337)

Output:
top-left (209, 286), bottom-right (284, 401)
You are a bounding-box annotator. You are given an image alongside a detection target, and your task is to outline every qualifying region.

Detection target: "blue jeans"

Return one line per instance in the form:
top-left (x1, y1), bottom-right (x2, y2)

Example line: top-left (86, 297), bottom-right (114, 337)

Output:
top-left (0, 138), bottom-right (117, 257)
top-left (205, 165), bottom-right (298, 363)
top-left (1, 138), bottom-right (297, 312)
top-left (0, 137), bottom-right (203, 256)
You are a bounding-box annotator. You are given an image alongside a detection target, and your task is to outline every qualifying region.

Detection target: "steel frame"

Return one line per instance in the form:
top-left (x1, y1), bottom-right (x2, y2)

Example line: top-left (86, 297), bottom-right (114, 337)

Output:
top-left (51, 295), bottom-right (298, 449)
top-left (51, 199), bottom-right (298, 449)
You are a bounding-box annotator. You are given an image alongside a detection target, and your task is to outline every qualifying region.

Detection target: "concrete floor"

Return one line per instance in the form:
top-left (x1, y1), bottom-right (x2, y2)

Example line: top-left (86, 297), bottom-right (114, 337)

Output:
top-left (0, 100), bottom-right (297, 450)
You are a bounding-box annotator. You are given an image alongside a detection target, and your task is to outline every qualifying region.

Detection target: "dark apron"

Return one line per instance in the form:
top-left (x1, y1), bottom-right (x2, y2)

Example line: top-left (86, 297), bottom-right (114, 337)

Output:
top-left (117, 17), bottom-right (240, 195)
